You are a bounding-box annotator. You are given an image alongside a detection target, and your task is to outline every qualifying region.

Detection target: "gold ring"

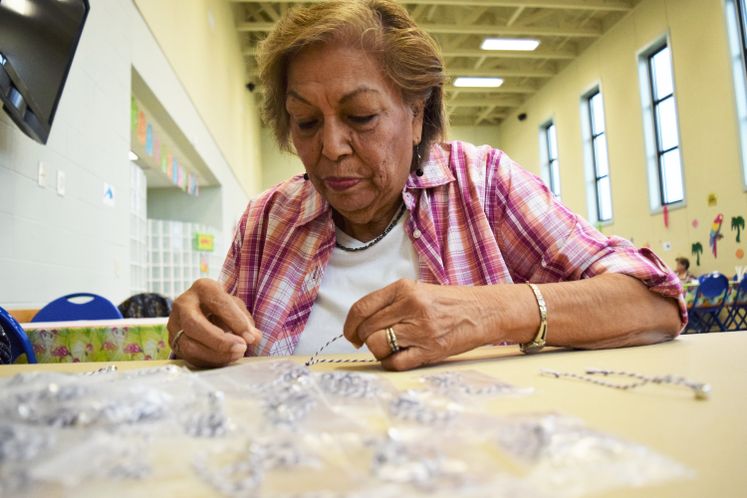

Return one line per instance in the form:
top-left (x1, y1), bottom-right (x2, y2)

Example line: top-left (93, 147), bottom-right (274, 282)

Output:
top-left (386, 326), bottom-right (400, 353)
top-left (171, 329), bottom-right (186, 355)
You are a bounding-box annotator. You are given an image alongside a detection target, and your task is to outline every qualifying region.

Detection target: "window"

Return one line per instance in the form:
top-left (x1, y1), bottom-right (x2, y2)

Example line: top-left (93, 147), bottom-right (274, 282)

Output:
top-left (725, 0), bottom-right (747, 189)
top-left (540, 121), bottom-right (560, 197)
top-left (639, 41), bottom-right (684, 208)
top-left (585, 89), bottom-right (612, 222)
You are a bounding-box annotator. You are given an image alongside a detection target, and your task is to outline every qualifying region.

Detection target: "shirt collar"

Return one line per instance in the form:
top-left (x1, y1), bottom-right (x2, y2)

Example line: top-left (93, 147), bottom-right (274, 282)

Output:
top-left (405, 142), bottom-right (455, 190)
top-left (294, 176), bottom-right (333, 227)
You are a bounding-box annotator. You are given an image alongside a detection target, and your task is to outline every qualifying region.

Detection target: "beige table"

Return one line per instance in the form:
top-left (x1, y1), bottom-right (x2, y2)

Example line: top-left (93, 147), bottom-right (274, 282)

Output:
top-left (2, 332), bottom-right (745, 498)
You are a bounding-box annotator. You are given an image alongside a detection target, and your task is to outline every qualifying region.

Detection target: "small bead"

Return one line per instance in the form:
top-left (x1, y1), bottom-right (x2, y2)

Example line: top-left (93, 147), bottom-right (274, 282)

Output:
top-left (415, 168), bottom-right (424, 176)
top-left (303, 173), bottom-right (309, 180)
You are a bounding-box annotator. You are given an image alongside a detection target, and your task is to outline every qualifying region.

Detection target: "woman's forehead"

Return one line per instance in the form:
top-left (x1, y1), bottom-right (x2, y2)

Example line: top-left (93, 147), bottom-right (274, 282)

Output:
top-left (285, 44), bottom-right (402, 105)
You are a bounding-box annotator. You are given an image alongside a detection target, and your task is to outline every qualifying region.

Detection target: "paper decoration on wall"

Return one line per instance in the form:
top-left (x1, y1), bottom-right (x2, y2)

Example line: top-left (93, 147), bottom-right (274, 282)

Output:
top-left (732, 216), bottom-right (745, 243)
top-left (709, 213), bottom-right (724, 258)
top-left (707, 193), bottom-right (718, 207)
top-left (738, 249), bottom-right (745, 260)
top-left (691, 219), bottom-right (699, 229)
top-left (146, 123), bottom-right (153, 156)
top-left (194, 233), bottom-right (215, 252)
top-left (691, 242), bottom-right (703, 266)
top-left (103, 183), bottom-right (115, 207)
top-left (662, 205), bottom-right (669, 229)
top-left (200, 254), bottom-right (209, 274)
top-left (130, 97), bottom-right (200, 196)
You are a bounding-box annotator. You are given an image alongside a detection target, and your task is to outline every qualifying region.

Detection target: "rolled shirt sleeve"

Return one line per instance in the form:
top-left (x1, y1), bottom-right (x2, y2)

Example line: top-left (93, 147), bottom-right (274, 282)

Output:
top-left (493, 150), bottom-right (687, 328)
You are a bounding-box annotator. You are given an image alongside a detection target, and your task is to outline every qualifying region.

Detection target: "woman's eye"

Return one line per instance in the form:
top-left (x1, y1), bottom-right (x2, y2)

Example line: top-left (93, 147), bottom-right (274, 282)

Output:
top-left (349, 114), bottom-right (376, 125)
top-left (297, 120), bottom-right (318, 130)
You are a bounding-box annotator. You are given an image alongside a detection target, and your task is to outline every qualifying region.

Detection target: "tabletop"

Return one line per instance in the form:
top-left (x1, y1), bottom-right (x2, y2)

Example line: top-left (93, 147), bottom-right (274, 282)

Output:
top-left (1, 332), bottom-right (745, 498)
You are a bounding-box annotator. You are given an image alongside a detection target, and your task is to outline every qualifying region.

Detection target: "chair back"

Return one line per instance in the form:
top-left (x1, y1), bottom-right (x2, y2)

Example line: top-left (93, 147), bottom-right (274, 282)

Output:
top-left (0, 305), bottom-right (37, 363)
top-left (32, 292), bottom-right (123, 322)
top-left (735, 275), bottom-right (747, 305)
top-left (693, 273), bottom-right (730, 308)
top-left (118, 293), bottom-right (172, 318)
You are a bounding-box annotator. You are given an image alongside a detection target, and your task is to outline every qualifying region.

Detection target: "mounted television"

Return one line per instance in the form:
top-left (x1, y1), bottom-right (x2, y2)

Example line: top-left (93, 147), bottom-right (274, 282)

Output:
top-left (0, 0), bottom-right (90, 145)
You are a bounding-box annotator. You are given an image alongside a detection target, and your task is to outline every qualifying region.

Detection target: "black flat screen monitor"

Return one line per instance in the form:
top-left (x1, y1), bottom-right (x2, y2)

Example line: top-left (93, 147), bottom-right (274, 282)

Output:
top-left (0, 0), bottom-right (90, 145)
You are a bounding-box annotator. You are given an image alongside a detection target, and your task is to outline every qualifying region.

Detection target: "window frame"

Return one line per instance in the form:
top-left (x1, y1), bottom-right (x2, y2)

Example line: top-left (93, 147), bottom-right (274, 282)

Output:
top-left (539, 120), bottom-right (561, 197)
top-left (647, 44), bottom-right (684, 206)
top-left (638, 36), bottom-right (686, 212)
top-left (580, 84), bottom-right (613, 225)
top-left (725, 0), bottom-right (747, 190)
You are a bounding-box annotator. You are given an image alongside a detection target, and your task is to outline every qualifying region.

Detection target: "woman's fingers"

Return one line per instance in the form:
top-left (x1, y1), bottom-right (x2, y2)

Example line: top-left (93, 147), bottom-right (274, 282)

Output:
top-left (346, 280), bottom-right (491, 371)
top-left (360, 325), bottom-right (427, 370)
top-left (343, 279), bottom-right (413, 347)
top-left (167, 278), bottom-right (259, 367)
top-left (173, 329), bottom-right (246, 368)
top-left (193, 279), bottom-right (260, 344)
top-left (380, 347), bottom-right (425, 371)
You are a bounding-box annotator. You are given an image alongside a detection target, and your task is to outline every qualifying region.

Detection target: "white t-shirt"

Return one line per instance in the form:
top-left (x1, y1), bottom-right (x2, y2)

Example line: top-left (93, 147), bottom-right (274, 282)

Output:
top-left (294, 213), bottom-right (419, 355)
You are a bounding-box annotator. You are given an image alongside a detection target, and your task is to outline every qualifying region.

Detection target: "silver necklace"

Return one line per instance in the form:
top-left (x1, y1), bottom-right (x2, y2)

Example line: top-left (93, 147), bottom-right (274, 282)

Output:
top-left (335, 203), bottom-right (407, 252)
top-left (540, 368), bottom-right (711, 400)
top-left (305, 334), bottom-right (378, 366)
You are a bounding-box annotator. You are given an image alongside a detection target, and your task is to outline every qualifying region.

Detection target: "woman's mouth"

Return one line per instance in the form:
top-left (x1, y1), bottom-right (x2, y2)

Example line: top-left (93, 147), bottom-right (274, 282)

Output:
top-left (323, 177), bottom-right (361, 191)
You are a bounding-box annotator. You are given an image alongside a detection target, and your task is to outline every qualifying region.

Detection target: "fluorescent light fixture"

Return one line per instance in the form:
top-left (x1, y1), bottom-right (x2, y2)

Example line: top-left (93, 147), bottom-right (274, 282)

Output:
top-left (453, 77), bottom-right (504, 88)
top-left (481, 38), bottom-right (540, 51)
top-left (128, 151), bottom-right (139, 161)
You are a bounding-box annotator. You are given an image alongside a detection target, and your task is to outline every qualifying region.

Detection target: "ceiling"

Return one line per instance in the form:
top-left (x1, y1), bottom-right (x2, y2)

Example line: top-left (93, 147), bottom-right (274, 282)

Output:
top-left (231, 0), bottom-right (640, 126)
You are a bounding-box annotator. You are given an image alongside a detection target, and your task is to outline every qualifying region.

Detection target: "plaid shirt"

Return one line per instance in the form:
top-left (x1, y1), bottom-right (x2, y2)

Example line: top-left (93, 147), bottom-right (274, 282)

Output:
top-left (221, 141), bottom-right (686, 356)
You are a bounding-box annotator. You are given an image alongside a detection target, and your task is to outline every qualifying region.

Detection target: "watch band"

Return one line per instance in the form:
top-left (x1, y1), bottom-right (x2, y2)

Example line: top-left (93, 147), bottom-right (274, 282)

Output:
top-left (520, 283), bottom-right (548, 354)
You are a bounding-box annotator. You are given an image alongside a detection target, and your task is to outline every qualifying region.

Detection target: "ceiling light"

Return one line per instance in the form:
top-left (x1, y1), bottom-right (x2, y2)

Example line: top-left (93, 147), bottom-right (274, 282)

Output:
top-left (128, 151), bottom-right (139, 161)
top-left (453, 77), bottom-right (504, 88)
top-left (481, 38), bottom-right (540, 51)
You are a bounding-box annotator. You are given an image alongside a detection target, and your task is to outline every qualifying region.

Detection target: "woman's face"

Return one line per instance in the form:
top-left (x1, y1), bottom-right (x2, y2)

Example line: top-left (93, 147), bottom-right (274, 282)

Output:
top-left (285, 43), bottom-right (423, 233)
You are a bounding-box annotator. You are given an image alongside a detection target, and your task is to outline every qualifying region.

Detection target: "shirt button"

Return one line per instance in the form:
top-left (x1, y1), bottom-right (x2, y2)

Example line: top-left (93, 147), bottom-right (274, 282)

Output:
top-left (413, 229), bottom-right (422, 239)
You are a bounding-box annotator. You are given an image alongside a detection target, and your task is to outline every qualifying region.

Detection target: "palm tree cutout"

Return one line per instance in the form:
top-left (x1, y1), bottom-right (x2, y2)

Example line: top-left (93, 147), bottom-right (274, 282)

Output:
top-left (691, 242), bottom-right (703, 266)
top-left (732, 216), bottom-right (745, 243)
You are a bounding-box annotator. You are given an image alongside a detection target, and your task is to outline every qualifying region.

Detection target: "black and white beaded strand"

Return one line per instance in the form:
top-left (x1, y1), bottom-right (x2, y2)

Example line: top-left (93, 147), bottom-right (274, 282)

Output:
top-left (304, 334), bottom-right (379, 366)
top-left (541, 367), bottom-right (711, 400)
top-left (335, 203), bottom-right (407, 252)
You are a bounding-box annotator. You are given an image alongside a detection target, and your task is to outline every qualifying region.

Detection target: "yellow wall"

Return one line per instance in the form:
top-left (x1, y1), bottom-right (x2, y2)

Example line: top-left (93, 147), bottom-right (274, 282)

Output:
top-left (259, 128), bottom-right (303, 190)
top-left (499, 0), bottom-right (747, 276)
top-left (134, 0), bottom-right (262, 195)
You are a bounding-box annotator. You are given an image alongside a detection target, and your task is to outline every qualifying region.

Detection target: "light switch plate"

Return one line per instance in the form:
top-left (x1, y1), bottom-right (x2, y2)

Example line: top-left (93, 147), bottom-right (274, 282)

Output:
top-left (57, 170), bottom-right (66, 196)
top-left (37, 161), bottom-right (47, 187)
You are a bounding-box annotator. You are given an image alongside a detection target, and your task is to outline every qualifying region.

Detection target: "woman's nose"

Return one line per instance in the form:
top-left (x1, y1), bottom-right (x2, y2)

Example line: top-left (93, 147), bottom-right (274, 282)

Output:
top-left (321, 119), bottom-right (352, 161)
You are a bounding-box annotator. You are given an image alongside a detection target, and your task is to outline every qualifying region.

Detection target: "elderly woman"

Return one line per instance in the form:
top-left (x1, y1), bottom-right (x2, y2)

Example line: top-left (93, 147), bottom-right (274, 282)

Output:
top-left (167, 0), bottom-right (685, 370)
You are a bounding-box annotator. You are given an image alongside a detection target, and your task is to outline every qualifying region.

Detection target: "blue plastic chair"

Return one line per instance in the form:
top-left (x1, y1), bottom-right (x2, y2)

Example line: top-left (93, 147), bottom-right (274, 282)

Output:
top-left (686, 273), bottom-right (730, 333)
top-left (0, 305), bottom-right (37, 363)
top-left (32, 292), bottom-right (123, 322)
top-left (725, 275), bottom-right (747, 331)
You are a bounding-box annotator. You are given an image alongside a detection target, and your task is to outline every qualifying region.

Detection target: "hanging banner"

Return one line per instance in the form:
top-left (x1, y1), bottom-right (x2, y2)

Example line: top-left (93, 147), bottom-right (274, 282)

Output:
top-left (130, 96), bottom-right (200, 197)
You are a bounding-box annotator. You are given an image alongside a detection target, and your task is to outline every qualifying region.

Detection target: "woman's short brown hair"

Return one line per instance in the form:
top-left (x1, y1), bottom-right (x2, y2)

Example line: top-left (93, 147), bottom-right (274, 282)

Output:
top-left (258, 0), bottom-right (446, 163)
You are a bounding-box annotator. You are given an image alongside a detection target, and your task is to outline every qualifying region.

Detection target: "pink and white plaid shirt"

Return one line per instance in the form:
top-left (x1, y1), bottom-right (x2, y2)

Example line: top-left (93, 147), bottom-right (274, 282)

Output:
top-left (221, 141), bottom-right (686, 356)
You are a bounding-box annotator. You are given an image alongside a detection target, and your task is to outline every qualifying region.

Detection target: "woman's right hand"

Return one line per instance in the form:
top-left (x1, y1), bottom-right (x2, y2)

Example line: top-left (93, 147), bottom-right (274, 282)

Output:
top-left (167, 278), bottom-right (260, 367)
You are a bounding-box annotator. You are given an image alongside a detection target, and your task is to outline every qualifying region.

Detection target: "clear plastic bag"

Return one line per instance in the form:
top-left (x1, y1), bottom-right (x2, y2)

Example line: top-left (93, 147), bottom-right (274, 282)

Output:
top-left (420, 370), bottom-right (534, 400)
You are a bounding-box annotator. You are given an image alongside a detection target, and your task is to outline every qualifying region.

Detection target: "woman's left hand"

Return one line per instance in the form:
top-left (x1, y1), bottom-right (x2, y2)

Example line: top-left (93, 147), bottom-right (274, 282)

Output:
top-left (343, 279), bottom-right (495, 371)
